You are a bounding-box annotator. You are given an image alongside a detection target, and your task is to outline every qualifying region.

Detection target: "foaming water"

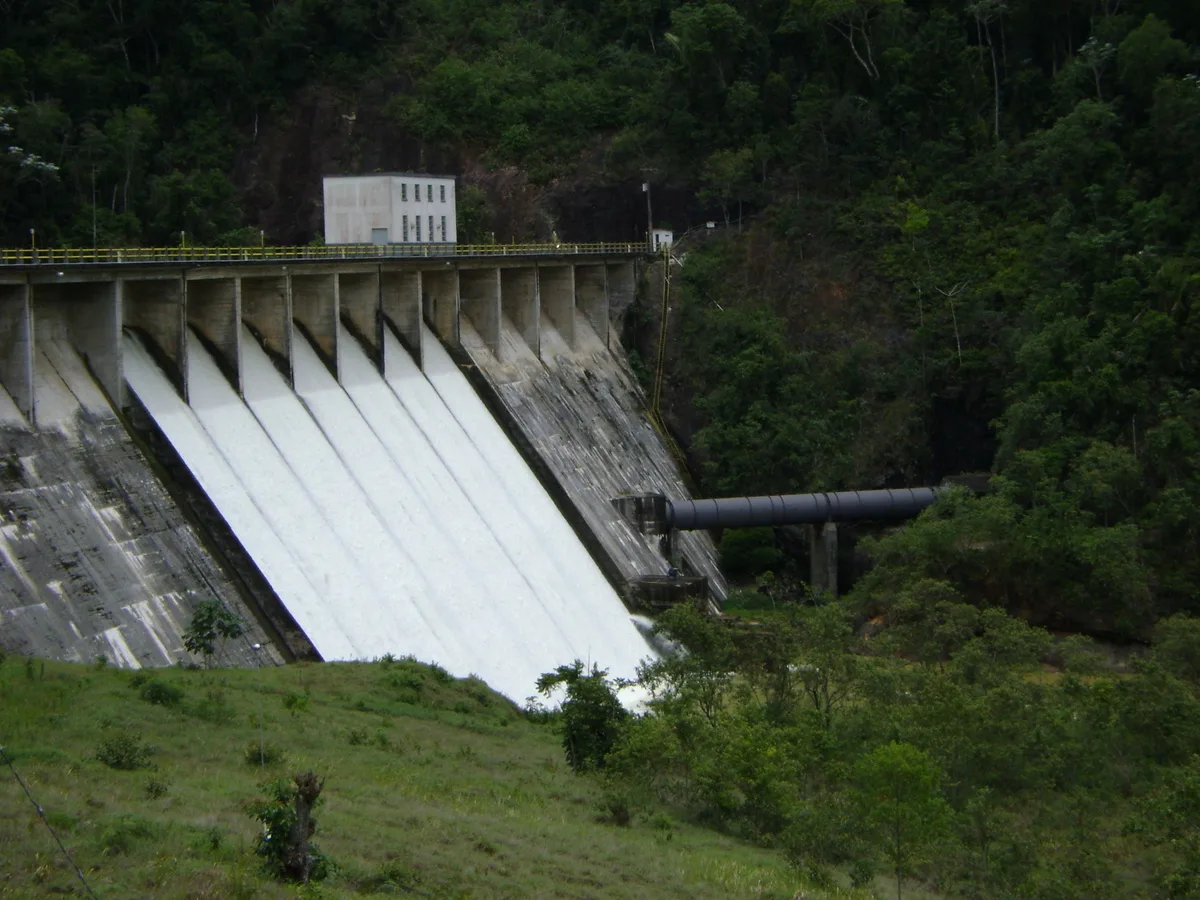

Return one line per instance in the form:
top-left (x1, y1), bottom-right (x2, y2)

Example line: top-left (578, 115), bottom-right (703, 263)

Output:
top-left (124, 325), bottom-right (653, 701)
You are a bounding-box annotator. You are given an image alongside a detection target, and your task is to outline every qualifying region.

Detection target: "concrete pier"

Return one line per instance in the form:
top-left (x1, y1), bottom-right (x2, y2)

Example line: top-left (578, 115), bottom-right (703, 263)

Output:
top-left (187, 276), bottom-right (242, 394)
top-left (605, 262), bottom-right (636, 324)
top-left (241, 274), bottom-right (292, 383)
top-left (575, 264), bottom-right (608, 347)
top-left (809, 523), bottom-right (839, 596)
top-left (539, 265), bottom-right (575, 352)
top-left (123, 277), bottom-right (186, 400)
top-left (338, 270), bottom-right (381, 369)
top-left (381, 269), bottom-right (423, 368)
top-left (0, 282), bottom-right (34, 421)
top-left (423, 268), bottom-right (459, 347)
top-left (460, 267), bottom-right (501, 356)
top-left (291, 273), bottom-right (339, 378)
top-left (501, 267), bottom-right (539, 359)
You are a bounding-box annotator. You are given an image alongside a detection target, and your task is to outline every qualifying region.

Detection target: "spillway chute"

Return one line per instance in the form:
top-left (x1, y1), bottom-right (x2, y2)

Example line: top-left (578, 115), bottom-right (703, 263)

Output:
top-left (124, 320), bottom-right (654, 702)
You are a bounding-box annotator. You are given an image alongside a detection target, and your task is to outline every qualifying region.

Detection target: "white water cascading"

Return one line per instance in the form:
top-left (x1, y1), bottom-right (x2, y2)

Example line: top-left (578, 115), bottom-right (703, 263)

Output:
top-left (123, 323), bottom-right (652, 701)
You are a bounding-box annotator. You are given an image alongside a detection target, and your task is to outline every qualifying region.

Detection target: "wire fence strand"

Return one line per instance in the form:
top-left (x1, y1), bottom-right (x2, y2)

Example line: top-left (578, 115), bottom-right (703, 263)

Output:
top-left (1, 744), bottom-right (102, 900)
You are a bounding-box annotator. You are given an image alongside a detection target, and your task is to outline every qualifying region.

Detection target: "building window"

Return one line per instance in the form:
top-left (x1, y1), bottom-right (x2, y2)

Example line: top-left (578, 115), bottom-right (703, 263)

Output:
top-left (413, 182), bottom-right (419, 200)
top-left (416, 217), bottom-right (421, 242)
top-left (402, 215), bottom-right (408, 242)
top-left (401, 183), bottom-right (407, 202)
top-left (440, 184), bottom-right (446, 203)
top-left (429, 216), bottom-right (434, 242)
top-left (441, 216), bottom-right (447, 241)
top-left (427, 184), bottom-right (433, 202)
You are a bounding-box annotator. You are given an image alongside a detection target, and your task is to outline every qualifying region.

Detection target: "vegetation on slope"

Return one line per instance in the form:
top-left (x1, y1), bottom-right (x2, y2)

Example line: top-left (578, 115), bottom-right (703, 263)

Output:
top-left (580, 602), bottom-right (1200, 899)
top-left (0, 653), bottom-right (852, 899)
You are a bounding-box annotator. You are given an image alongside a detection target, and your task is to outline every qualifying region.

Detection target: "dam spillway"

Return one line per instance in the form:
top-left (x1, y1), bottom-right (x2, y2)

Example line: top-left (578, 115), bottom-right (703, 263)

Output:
top-left (124, 320), bottom-right (652, 701)
top-left (0, 321), bottom-right (278, 667)
top-left (2, 253), bottom-right (714, 695)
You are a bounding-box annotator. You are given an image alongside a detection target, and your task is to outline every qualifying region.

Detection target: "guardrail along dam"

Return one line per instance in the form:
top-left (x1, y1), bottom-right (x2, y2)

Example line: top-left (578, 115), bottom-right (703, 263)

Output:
top-left (0, 247), bottom-right (723, 701)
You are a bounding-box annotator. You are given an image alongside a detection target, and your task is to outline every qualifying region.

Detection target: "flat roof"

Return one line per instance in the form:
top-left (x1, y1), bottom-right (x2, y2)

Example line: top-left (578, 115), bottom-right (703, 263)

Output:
top-left (324, 173), bottom-right (457, 181)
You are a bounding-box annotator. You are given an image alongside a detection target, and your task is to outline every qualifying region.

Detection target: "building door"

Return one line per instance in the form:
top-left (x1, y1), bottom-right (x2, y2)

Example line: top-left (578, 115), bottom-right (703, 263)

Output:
top-left (371, 227), bottom-right (388, 245)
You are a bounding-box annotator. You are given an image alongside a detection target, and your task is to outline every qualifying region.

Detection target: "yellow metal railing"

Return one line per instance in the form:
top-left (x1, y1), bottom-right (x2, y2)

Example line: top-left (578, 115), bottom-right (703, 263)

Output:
top-left (0, 241), bottom-right (645, 266)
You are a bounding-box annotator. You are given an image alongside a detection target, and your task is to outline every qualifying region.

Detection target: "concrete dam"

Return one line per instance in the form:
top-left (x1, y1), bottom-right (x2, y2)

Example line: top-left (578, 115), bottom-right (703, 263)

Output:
top-left (0, 249), bottom-right (720, 700)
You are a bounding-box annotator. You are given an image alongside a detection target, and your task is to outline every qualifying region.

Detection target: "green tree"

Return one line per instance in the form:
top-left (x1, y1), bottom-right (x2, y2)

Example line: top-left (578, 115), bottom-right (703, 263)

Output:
top-left (537, 661), bottom-right (629, 772)
top-left (182, 600), bottom-right (246, 666)
top-left (1153, 614), bottom-right (1200, 684)
top-left (698, 146), bottom-right (754, 227)
top-left (852, 741), bottom-right (952, 900)
top-left (1118, 14), bottom-right (1188, 105)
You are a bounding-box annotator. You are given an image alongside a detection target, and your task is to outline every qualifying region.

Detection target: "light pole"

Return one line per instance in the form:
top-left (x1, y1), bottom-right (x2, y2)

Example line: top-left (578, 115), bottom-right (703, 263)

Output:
top-left (642, 179), bottom-right (653, 252)
top-left (251, 643), bottom-right (265, 766)
top-left (91, 166), bottom-right (97, 247)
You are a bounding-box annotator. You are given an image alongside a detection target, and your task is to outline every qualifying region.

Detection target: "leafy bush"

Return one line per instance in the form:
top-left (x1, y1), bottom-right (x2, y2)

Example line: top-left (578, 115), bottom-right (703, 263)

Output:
top-left (347, 728), bottom-right (368, 746)
top-left (189, 688), bottom-right (235, 724)
top-left (95, 734), bottom-right (154, 770)
top-left (718, 527), bottom-right (784, 581)
top-left (99, 815), bottom-right (158, 856)
top-left (1154, 614), bottom-right (1200, 683)
top-left (282, 691), bottom-right (309, 716)
top-left (537, 661), bottom-right (628, 772)
top-left (596, 780), bottom-right (637, 827)
top-left (139, 679), bottom-right (184, 707)
top-left (245, 741), bottom-right (285, 767)
top-left (144, 777), bottom-right (169, 799)
top-left (358, 863), bottom-right (421, 893)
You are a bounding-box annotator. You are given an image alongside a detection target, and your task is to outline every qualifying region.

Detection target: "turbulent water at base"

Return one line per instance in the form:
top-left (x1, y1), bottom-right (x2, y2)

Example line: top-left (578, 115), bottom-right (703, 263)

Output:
top-left (122, 323), bottom-right (653, 702)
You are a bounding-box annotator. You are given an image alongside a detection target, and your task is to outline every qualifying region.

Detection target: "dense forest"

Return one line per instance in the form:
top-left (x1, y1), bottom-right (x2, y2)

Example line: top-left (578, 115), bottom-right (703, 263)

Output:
top-left (5, 1), bottom-right (1200, 895)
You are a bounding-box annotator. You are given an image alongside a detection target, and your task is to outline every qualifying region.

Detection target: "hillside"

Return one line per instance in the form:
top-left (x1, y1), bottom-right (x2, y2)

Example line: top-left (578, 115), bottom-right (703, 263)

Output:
top-left (0, 655), bottom-right (859, 900)
top-left (5, 0), bottom-right (1200, 631)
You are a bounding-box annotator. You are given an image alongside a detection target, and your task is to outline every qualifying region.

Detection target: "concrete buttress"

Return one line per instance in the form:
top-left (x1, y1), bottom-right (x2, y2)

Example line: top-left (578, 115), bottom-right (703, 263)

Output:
top-left (575, 264), bottom-right (608, 347)
top-left (381, 268), bottom-right (422, 368)
top-left (460, 267), bottom-right (501, 357)
top-left (186, 276), bottom-right (242, 395)
top-left (240, 275), bottom-right (292, 384)
top-left (538, 265), bottom-right (575, 355)
top-left (422, 268), bottom-right (459, 347)
top-left (0, 282), bottom-right (34, 421)
top-left (290, 273), bottom-right (339, 379)
top-left (338, 270), bottom-right (382, 371)
top-left (500, 266), bottom-right (539, 359)
top-left (122, 277), bottom-right (185, 400)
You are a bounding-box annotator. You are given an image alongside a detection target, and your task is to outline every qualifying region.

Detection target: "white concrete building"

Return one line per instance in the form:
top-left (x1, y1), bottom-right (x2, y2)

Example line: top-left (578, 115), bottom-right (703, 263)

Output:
top-left (323, 174), bottom-right (457, 245)
top-left (651, 228), bottom-right (673, 251)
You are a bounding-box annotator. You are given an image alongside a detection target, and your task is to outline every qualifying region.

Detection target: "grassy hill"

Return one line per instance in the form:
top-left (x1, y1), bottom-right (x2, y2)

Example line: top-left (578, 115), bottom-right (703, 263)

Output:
top-left (0, 655), bottom-right (862, 899)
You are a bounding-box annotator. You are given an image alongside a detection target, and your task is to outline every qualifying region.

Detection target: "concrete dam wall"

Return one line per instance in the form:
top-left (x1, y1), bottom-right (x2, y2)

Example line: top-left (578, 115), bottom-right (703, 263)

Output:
top-left (455, 263), bottom-right (726, 603)
top-left (0, 295), bottom-right (282, 668)
top-left (0, 254), bottom-right (715, 699)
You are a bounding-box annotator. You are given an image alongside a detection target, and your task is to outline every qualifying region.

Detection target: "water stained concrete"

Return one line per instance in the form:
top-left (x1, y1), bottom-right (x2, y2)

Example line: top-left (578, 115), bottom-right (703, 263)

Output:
top-left (0, 344), bottom-right (283, 669)
top-left (460, 310), bottom-right (727, 606)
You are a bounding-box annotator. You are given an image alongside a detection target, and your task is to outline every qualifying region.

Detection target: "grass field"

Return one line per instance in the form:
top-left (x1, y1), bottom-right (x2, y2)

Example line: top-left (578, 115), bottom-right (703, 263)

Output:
top-left (0, 654), bottom-right (869, 899)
